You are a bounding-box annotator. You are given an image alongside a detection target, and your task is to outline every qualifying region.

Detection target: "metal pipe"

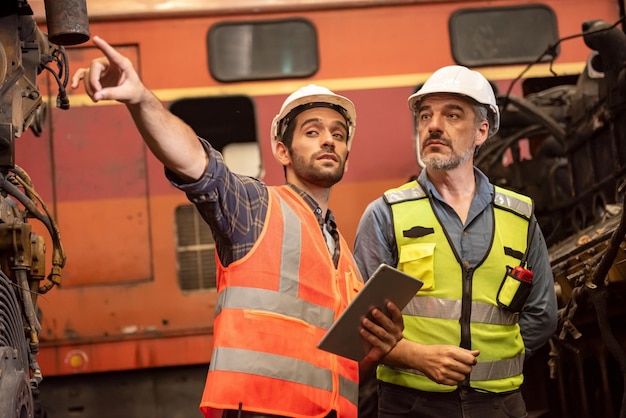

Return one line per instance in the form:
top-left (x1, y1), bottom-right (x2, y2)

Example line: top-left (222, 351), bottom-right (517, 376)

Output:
top-left (43, 0), bottom-right (90, 46)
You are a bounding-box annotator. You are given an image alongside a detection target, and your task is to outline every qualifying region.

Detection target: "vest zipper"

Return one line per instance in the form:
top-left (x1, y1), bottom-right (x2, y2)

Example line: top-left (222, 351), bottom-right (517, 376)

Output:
top-left (460, 266), bottom-right (473, 350)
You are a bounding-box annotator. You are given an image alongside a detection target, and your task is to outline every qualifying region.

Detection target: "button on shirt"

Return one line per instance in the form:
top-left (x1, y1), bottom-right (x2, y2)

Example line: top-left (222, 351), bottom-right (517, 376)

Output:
top-left (422, 169), bottom-right (494, 269)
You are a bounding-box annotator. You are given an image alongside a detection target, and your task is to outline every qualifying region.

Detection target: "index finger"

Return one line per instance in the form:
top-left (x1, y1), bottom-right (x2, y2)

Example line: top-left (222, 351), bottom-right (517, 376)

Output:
top-left (92, 35), bottom-right (126, 67)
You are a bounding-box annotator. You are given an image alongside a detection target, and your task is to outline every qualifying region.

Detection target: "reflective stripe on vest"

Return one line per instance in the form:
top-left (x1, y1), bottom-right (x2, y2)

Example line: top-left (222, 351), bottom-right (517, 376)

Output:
top-left (494, 190), bottom-right (532, 219)
top-left (383, 184), bottom-right (427, 204)
top-left (278, 193), bottom-right (302, 294)
top-left (392, 354), bottom-right (524, 381)
top-left (201, 185), bottom-right (360, 417)
top-left (210, 347), bottom-right (358, 402)
top-left (215, 286), bottom-right (336, 329)
top-left (384, 182), bottom-right (532, 220)
top-left (379, 181), bottom-right (531, 393)
top-left (404, 297), bottom-right (518, 326)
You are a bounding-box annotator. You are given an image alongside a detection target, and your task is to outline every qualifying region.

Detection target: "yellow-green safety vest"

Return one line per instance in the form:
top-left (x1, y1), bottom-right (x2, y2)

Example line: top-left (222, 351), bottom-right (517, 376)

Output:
top-left (377, 181), bottom-right (533, 393)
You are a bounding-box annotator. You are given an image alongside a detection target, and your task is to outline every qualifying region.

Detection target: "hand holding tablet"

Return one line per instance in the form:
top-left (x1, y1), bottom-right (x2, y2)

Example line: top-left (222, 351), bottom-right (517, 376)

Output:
top-left (317, 264), bottom-right (423, 361)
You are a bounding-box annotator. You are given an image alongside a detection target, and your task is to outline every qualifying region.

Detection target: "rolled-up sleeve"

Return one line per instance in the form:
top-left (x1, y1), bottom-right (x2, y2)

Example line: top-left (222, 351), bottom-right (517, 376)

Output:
top-left (165, 137), bottom-right (268, 265)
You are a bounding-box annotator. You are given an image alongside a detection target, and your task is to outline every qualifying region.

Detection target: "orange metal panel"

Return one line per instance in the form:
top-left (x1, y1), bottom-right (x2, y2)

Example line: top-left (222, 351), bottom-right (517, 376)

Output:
top-left (55, 198), bottom-right (152, 286)
top-left (38, 331), bottom-right (214, 376)
top-left (37, 194), bottom-right (217, 342)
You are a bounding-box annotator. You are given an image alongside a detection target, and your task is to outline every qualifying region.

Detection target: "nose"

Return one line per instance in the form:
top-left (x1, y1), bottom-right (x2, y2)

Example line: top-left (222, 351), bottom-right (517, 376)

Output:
top-left (320, 128), bottom-right (336, 148)
top-left (426, 113), bottom-right (444, 134)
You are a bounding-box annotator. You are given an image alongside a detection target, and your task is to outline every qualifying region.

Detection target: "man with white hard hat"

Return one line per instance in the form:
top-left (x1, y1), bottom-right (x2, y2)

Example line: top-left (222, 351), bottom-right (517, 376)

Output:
top-left (353, 65), bottom-right (557, 417)
top-left (72, 36), bottom-right (403, 418)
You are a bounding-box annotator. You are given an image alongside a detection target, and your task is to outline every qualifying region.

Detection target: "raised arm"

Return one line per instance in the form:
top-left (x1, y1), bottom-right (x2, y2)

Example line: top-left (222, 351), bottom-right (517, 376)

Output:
top-left (71, 36), bottom-right (207, 181)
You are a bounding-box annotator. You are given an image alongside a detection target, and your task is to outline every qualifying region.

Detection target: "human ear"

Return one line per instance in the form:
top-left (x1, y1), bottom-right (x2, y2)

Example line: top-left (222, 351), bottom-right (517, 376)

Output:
top-left (475, 120), bottom-right (490, 147)
top-left (275, 141), bottom-right (291, 166)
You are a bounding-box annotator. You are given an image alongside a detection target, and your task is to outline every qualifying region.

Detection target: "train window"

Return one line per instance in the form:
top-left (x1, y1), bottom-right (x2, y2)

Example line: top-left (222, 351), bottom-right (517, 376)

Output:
top-left (449, 4), bottom-right (559, 67)
top-left (175, 205), bottom-right (217, 291)
top-left (169, 95), bottom-right (262, 178)
top-left (207, 18), bottom-right (319, 82)
top-left (170, 95), bottom-right (260, 291)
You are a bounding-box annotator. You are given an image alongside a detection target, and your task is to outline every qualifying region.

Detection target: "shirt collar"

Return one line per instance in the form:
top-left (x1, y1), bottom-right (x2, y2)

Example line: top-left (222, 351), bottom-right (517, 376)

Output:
top-left (417, 166), bottom-right (494, 206)
top-left (286, 183), bottom-right (336, 225)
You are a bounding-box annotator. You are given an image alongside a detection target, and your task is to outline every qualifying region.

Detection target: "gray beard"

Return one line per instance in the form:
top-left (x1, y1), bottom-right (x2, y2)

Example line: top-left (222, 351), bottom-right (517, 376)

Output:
top-left (422, 143), bottom-right (475, 171)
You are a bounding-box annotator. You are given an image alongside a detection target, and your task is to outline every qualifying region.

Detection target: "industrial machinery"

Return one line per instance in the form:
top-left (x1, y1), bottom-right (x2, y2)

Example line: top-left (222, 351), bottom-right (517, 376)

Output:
top-left (475, 17), bottom-right (626, 418)
top-left (0, 1), bottom-right (88, 416)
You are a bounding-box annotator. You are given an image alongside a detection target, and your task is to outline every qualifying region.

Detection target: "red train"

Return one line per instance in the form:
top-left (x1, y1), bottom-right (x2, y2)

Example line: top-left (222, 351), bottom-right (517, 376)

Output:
top-left (1, 0), bottom-right (623, 416)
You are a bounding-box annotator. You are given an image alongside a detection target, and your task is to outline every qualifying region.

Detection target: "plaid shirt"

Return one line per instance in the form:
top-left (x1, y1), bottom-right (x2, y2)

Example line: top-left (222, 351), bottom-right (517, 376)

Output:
top-left (167, 138), bottom-right (340, 267)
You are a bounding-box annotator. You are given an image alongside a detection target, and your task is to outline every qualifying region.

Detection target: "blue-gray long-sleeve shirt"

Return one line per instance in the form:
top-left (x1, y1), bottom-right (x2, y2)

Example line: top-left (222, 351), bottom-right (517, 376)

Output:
top-left (353, 167), bottom-right (557, 357)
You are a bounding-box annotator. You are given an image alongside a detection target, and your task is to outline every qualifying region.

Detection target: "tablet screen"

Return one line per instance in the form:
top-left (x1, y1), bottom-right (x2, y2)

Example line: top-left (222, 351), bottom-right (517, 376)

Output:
top-left (317, 263), bottom-right (423, 361)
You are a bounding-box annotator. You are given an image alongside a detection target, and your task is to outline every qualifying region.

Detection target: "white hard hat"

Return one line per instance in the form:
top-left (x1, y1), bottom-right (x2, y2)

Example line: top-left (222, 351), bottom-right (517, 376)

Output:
top-left (270, 84), bottom-right (357, 157)
top-left (408, 65), bottom-right (500, 137)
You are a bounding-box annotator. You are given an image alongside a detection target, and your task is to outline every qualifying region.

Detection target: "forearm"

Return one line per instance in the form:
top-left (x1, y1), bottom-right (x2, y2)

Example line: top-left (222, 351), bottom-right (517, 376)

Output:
top-left (381, 338), bottom-right (418, 369)
top-left (383, 339), bottom-right (480, 386)
top-left (359, 339), bottom-right (406, 380)
top-left (127, 89), bottom-right (207, 181)
top-left (519, 287), bottom-right (557, 356)
top-left (520, 223), bottom-right (558, 356)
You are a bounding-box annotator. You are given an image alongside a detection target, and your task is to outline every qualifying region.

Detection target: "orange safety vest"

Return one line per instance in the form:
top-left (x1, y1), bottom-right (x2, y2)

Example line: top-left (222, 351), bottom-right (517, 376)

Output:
top-left (200, 185), bottom-right (363, 418)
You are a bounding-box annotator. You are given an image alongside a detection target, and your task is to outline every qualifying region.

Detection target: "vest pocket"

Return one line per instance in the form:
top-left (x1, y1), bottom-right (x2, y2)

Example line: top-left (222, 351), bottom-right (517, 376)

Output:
top-left (399, 243), bottom-right (435, 290)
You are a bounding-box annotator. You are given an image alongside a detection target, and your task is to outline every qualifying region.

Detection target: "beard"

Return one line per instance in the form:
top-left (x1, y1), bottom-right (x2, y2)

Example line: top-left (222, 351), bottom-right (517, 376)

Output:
top-left (289, 148), bottom-right (346, 188)
top-left (421, 134), bottom-right (475, 171)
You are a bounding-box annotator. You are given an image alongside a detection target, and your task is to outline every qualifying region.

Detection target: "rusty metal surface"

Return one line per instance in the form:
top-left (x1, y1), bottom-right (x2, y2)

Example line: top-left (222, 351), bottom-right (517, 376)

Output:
top-left (43, 0), bottom-right (90, 45)
top-left (28, 0), bottom-right (479, 21)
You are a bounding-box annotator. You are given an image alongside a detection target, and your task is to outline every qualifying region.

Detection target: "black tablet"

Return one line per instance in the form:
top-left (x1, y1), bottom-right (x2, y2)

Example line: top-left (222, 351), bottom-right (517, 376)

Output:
top-left (317, 263), bottom-right (423, 361)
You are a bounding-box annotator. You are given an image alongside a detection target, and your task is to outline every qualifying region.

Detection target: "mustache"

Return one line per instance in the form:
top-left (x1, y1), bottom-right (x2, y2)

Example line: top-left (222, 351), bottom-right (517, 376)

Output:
top-left (422, 133), bottom-right (452, 150)
top-left (313, 147), bottom-right (341, 160)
